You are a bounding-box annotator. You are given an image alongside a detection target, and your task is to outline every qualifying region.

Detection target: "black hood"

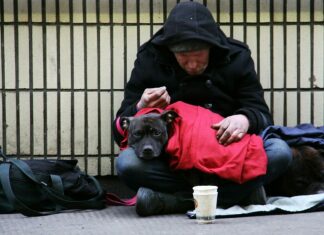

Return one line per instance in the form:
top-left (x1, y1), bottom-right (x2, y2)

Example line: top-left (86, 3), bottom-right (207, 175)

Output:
top-left (151, 1), bottom-right (230, 54)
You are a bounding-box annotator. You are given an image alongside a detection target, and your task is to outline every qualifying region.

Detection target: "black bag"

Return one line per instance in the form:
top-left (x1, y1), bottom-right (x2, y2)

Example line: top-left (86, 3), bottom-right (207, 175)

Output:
top-left (0, 149), bottom-right (105, 216)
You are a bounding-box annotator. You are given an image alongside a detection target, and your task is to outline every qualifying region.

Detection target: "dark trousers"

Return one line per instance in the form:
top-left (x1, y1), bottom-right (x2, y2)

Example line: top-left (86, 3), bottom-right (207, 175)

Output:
top-left (116, 138), bottom-right (292, 207)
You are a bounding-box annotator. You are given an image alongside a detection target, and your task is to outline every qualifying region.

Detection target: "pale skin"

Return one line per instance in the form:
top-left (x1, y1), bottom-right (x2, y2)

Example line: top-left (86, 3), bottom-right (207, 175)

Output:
top-left (136, 48), bottom-right (249, 146)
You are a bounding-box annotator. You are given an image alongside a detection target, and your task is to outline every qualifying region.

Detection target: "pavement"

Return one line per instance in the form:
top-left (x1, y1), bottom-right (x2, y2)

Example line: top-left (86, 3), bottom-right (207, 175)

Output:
top-left (1, 176), bottom-right (323, 235)
top-left (1, 207), bottom-right (323, 235)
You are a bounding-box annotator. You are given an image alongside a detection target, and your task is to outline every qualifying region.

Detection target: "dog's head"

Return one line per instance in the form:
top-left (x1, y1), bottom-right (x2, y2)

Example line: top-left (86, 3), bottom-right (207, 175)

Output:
top-left (121, 110), bottom-right (178, 160)
top-left (280, 146), bottom-right (324, 196)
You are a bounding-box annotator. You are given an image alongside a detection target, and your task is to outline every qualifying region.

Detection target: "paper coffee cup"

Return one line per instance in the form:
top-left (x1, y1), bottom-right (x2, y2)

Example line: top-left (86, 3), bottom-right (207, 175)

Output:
top-left (193, 185), bottom-right (218, 224)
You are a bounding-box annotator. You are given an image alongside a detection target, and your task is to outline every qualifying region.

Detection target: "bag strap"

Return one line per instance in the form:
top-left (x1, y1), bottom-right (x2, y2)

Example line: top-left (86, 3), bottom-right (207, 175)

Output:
top-left (6, 156), bottom-right (134, 207)
top-left (9, 158), bottom-right (67, 212)
top-left (0, 163), bottom-right (61, 216)
top-left (0, 147), bottom-right (8, 161)
top-left (9, 159), bottom-right (105, 208)
top-left (50, 174), bottom-right (65, 212)
top-left (40, 175), bottom-right (105, 209)
top-left (9, 159), bottom-right (44, 184)
top-left (0, 159), bottom-right (105, 216)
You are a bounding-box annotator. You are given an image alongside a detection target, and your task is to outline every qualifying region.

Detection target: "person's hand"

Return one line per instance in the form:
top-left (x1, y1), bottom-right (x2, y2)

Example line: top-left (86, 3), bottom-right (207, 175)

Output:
top-left (211, 114), bottom-right (249, 146)
top-left (136, 86), bottom-right (171, 110)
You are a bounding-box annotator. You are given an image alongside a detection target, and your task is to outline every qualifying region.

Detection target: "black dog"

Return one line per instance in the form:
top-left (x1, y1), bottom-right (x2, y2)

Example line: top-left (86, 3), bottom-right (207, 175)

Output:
top-left (121, 110), bottom-right (178, 160)
top-left (267, 145), bottom-right (324, 197)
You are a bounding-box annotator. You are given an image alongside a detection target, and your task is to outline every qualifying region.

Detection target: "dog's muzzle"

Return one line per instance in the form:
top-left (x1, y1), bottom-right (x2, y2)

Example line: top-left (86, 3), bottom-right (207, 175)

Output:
top-left (139, 145), bottom-right (159, 160)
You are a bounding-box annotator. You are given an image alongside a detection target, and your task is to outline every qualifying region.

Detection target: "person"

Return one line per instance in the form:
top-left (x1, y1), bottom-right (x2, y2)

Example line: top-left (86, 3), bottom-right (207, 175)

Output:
top-left (112, 1), bottom-right (292, 216)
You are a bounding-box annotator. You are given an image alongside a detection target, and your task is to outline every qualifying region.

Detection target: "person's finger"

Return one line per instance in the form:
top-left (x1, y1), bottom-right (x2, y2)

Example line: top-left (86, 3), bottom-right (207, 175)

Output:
top-left (147, 86), bottom-right (166, 96)
top-left (211, 122), bottom-right (221, 130)
top-left (137, 87), bottom-right (167, 110)
top-left (147, 87), bottom-right (167, 102)
top-left (149, 91), bottom-right (170, 108)
top-left (146, 86), bottom-right (166, 94)
top-left (151, 99), bottom-right (167, 108)
top-left (166, 95), bottom-right (171, 106)
top-left (218, 130), bottom-right (231, 145)
top-left (215, 120), bottom-right (230, 140)
top-left (158, 92), bottom-right (171, 108)
top-left (223, 129), bottom-right (244, 146)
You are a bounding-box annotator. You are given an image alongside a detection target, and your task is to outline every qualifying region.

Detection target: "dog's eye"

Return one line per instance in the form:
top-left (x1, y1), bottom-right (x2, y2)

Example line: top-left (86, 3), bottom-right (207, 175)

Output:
top-left (133, 130), bottom-right (143, 137)
top-left (151, 129), bottom-right (162, 136)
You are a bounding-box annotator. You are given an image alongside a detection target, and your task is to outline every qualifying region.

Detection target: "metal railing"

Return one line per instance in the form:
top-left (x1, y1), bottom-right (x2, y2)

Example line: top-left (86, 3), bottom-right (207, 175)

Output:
top-left (1, 0), bottom-right (323, 175)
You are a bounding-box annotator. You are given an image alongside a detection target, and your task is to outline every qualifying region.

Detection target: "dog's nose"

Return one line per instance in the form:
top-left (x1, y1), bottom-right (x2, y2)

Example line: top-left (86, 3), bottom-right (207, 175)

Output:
top-left (143, 146), bottom-right (154, 155)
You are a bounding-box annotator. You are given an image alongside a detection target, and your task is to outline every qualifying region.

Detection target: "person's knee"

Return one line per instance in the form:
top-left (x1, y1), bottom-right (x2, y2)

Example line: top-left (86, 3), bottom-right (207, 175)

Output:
top-left (265, 138), bottom-right (292, 166)
top-left (116, 148), bottom-right (142, 178)
top-left (264, 138), bottom-right (293, 183)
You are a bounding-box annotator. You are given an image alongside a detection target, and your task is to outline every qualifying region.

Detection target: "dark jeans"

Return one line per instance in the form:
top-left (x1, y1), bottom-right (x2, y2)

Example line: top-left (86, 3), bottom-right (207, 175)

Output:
top-left (116, 138), bottom-right (292, 207)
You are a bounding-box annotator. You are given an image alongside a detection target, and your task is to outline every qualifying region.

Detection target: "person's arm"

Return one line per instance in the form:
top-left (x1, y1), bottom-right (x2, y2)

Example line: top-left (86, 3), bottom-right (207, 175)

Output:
top-left (112, 55), bottom-right (148, 146)
top-left (112, 49), bottom-right (171, 146)
top-left (211, 50), bottom-right (273, 145)
top-left (233, 50), bottom-right (273, 133)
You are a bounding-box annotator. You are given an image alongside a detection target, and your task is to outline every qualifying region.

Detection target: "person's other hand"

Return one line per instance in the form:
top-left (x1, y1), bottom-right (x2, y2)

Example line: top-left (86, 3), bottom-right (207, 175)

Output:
top-left (136, 86), bottom-right (171, 110)
top-left (211, 114), bottom-right (249, 146)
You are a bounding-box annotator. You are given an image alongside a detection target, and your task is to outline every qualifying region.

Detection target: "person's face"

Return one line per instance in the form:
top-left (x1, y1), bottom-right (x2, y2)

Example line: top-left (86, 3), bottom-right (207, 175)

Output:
top-left (174, 49), bottom-right (210, 76)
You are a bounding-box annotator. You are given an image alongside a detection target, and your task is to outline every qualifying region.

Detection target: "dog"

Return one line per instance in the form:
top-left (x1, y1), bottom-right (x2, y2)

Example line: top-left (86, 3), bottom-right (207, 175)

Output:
top-left (266, 145), bottom-right (324, 197)
top-left (121, 110), bottom-right (178, 160)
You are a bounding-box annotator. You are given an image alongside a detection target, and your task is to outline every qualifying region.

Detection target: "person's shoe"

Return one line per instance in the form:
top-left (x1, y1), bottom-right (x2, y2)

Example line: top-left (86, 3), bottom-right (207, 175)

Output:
top-left (135, 187), bottom-right (194, 217)
top-left (241, 186), bottom-right (267, 206)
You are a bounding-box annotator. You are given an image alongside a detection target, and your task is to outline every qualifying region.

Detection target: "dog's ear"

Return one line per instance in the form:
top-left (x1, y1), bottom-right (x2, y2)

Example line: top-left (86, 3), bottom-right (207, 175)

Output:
top-left (161, 110), bottom-right (179, 124)
top-left (120, 117), bottom-right (133, 130)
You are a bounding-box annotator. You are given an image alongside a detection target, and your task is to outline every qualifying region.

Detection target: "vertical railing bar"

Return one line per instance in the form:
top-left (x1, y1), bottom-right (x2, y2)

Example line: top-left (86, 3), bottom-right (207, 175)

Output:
top-left (96, 0), bottom-right (102, 175)
top-left (69, 0), bottom-right (75, 159)
top-left (256, 0), bottom-right (260, 77)
top-left (243, 0), bottom-right (247, 43)
top-left (136, 0), bottom-right (140, 50)
top-left (0, 0), bottom-right (6, 154)
top-left (230, 0), bottom-right (233, 38)
top-left (162, 0), bottom-right (167, 22)
top-left (109, 0), bottom-right (115, 175)
top-left (296, 0), bottom-right (301, 124)
top-left (14, 0), bottom-right (21, 158)
top-left (283, 0), bottom-right (288, 125)
top-left (56, 0), bottom-right (61, 159)
top-left (149, 0), bottom-right (153, 37)
top-left (123, 0), bottom-right (127, 86)
top-left (120, 0), bottom-right (128, 174)
top-left (28, 0), bottom-right (34, 159)
top-left (82, 0), bottom-right (88, 173)
top-left (310, 0), bottom-right (315, 123)
top-left (216, 0), bottom-right (220, 24)
top-left (269, 0), bottom-right (274, 115)
top-left (41, 0), bottom-right (48, 159)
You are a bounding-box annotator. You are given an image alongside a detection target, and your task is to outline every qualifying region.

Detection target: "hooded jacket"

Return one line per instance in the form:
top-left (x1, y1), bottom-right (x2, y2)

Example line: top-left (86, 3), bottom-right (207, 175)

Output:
top-left (113, 1), bottom-right (273, 145)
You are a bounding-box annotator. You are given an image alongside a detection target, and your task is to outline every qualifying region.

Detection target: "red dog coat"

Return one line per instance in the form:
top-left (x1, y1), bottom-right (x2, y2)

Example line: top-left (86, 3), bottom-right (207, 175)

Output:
top-left (119, 101), bottom-right (267, 184)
